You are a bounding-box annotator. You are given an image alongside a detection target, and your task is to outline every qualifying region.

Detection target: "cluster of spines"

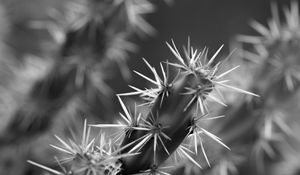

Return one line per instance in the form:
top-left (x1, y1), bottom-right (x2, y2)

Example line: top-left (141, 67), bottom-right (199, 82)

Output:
top-left (28, 39), bottom-right (257, 174)
top-left (92, 39), bottom-right (257, 174)
top-left (28, 119), bottom-right (139, 175)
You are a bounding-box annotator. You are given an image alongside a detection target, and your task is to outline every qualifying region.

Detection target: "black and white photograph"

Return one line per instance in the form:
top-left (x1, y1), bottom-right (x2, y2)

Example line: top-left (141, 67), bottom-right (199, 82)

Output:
top-left (0, 0), bottom-right (299, 175)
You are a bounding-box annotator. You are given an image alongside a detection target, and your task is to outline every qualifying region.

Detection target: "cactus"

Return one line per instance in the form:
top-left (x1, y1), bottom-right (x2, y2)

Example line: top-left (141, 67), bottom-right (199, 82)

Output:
top-left (27, 38), bottom-right (258, 174)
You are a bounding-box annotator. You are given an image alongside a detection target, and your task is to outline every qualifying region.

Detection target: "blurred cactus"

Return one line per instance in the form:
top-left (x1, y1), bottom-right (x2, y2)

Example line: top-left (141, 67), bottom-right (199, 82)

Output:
top-left (0, 0), bottom-right (164, 174)
top-left (195, 2), bottom-right (300, 175)
top-left (0, 0), bottom-right (158, 145)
